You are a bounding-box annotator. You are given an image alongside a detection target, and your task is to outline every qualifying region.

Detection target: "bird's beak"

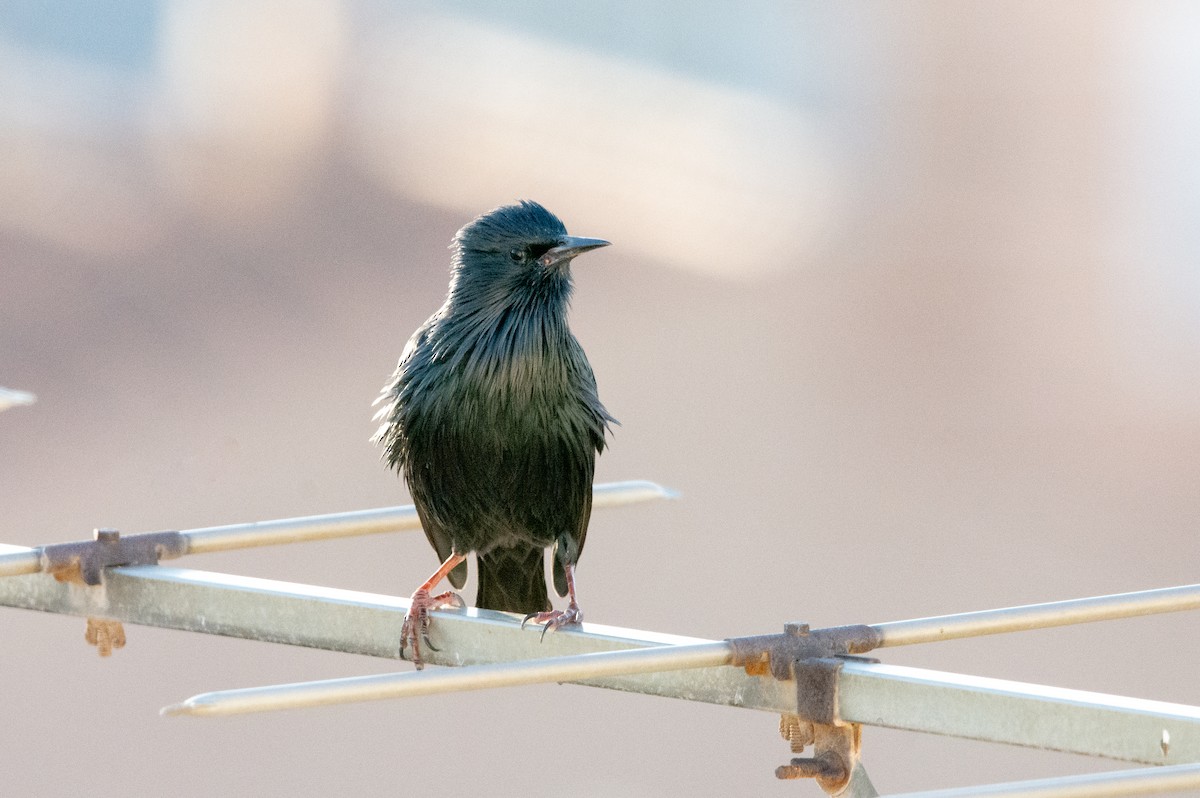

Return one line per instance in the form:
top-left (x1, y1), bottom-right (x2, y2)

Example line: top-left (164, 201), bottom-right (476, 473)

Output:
top-left (539, 236), bottom-right (611, 267)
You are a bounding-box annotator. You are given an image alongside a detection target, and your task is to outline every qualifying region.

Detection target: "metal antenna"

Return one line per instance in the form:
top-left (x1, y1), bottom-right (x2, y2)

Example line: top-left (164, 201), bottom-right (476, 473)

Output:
top-left (3, 485), bottom-right (1200, 796)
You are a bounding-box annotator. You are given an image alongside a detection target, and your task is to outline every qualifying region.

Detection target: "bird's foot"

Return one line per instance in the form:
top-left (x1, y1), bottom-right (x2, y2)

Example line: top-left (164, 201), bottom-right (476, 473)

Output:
top-left (399, 588), bottom-right (465, 669)
top-left (521, 603), bottom-right (583, 641)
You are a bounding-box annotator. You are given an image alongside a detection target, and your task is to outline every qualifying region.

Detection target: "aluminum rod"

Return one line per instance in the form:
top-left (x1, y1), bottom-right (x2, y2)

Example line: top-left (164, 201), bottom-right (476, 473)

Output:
top-left (182, 505), bottom-right (419, 554)
top-left (882, 762), bottom-right (1200, 798)
top-left (0, 480), bottom-right (674, 576)
top-left (184, 479), bottom-right (672, 552)
top-left (872, 584), bottom-right (1200, 648)
top-left (163, 641), bottom-right (734, 716)
top-left (161, 639), bottom-right (1200, 768)
top-left (2, 563), bottom-right (1200, 763)
top-left (0, 547), bottom-right (42, 578)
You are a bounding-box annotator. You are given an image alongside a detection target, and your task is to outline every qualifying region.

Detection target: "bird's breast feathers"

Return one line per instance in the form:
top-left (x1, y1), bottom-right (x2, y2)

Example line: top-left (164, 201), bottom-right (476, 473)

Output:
top-left (398, 318), bottom-right (605, 433)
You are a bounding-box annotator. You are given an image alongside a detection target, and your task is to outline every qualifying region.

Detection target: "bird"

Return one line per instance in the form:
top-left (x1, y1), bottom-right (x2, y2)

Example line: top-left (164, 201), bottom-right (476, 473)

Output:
top-left (373, 200), bottom-right (615, 668)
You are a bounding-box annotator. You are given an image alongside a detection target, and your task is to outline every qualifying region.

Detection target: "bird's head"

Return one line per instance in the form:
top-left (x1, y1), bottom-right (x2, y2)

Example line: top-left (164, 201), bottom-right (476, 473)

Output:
top-left (448, 201), bottom-right (609, 307)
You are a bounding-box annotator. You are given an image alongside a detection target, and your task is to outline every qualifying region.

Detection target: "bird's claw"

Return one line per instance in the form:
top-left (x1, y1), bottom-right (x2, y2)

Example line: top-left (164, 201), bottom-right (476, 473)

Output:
top-left (399, 588), bottom-right (465, 669)
top-left (521, 604), bottom-right (583, 641)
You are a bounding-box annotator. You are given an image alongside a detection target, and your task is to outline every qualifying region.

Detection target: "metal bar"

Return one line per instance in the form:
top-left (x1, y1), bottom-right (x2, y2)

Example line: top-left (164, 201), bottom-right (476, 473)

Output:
top-left (182, 506), bottom-right (420, 554)
top-left (162, 644), bottom-right (1200, 767)
top-left (838, 660), bottom-right (1200, 766)
top-left (0, 548), bottom-right (41, 578)
top-left (872, 584), bottom-right (1200, 648)
top-left (0, 480), bottom-right (674, 576)
top-left (185, 479), bottom-right (672, 553)
top-left (163, 641), bottom-right (734, 716)
top-left (882, 762), bottom-right (1200, 798)
top-left (845, 764), bottom-right (881, 798)
top-left (7, 556), bottom-right (1200, 763)
top-left (2, 561), bottom-right (1197, 765)
top-left (0, 561), bottom-right (795, 710)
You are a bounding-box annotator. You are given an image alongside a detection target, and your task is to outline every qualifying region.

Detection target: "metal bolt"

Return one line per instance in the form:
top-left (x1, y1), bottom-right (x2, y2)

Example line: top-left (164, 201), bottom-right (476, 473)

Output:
top-left (779, 714), bottom-right (814, 753)
top-left (775, 751), bottom-right (848, 787)
top-left (784, 622), bottom-right (811, 636)
top-left (94, 528), bottom-right (120, 543)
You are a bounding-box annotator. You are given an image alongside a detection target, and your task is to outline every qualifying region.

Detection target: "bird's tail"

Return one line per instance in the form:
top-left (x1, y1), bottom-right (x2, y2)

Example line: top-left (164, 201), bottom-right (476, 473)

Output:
top-left (476, 546), bottom-right (550, 614)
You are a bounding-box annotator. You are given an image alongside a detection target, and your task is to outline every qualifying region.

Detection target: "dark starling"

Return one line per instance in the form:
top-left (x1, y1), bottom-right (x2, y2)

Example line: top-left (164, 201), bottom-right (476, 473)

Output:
top-left (373, 200), bottom-right (615, 668)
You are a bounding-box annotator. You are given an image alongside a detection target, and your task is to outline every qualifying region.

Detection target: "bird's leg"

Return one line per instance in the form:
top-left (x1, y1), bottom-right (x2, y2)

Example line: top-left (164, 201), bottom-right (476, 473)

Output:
top-left (521, 563), bottom-right (583, 640)
top-left (400, 552), bottom-right (467, 669)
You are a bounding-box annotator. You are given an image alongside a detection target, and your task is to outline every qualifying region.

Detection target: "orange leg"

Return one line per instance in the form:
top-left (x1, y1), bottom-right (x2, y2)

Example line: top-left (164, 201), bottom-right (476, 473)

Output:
top-left (521, 563), bottom-right (583, 640)
top-left (400, 552), bottom-right (467, 669)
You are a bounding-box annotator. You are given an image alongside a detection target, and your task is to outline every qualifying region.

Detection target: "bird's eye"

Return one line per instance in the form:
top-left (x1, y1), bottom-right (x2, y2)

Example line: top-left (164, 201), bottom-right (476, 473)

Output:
top-left (509, 247), bottom-right (525, 263)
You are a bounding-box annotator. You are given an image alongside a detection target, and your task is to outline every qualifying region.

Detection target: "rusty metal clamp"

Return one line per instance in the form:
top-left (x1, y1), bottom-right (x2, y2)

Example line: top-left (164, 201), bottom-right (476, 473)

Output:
top-left (728, 622), bottom-right (881, 794)
top-left (40, 528), bottom-right (187, 586)
top-left (38, 528), bottom-right (187, 655)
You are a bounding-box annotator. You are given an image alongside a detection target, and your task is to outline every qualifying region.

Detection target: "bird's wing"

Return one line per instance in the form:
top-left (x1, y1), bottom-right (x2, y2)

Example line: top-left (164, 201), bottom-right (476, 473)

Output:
top-left (551, 341), bottom-right (613, 597)
top-left (374, 311), bottom-right (469, 588)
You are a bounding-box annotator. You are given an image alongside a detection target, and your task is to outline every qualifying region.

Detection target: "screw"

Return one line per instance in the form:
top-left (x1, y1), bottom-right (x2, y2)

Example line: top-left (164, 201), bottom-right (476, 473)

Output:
top-left (775, 751), bottom-right (848, 787)
top-left (779, 714), bottom-right (814, 753)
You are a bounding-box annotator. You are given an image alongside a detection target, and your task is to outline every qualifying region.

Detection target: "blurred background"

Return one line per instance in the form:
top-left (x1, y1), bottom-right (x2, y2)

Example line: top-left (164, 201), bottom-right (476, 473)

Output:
top-left (2, 1), bottom-right (1199, 795)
